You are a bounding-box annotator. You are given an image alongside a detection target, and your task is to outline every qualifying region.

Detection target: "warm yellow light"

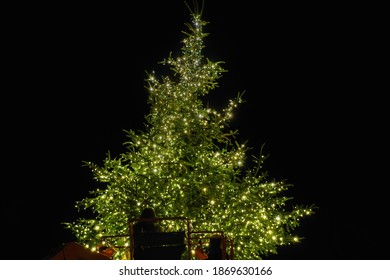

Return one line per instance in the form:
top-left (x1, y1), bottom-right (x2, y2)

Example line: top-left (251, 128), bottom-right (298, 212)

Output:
top-left (64, 10), bottom-right (316, 261)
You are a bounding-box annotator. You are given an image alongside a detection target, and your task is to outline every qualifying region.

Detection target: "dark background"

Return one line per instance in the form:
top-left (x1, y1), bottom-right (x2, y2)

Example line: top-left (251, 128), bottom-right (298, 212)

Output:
top-left (2, 1), bottom-right (388, 260)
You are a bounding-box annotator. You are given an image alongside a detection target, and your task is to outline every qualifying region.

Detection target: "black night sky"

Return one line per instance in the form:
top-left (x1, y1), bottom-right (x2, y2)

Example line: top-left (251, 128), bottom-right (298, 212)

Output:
top-left (2, 1), bottom-right (388, 260)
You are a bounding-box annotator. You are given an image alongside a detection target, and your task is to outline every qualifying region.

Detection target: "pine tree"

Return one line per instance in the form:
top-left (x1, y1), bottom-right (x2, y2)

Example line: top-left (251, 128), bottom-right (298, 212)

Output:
top-left (64, 7), bottom-right (315, 260)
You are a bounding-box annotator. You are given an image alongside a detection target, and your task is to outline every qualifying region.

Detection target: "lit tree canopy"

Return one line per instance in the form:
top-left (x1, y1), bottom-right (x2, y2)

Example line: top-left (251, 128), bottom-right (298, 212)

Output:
top-left (64, 9), bottom-right (315, 260)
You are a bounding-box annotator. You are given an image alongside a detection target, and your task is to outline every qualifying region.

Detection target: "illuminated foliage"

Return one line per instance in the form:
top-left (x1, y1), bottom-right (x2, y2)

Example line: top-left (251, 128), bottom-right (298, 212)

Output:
top-left (64, 10), bottom-right (315, 260)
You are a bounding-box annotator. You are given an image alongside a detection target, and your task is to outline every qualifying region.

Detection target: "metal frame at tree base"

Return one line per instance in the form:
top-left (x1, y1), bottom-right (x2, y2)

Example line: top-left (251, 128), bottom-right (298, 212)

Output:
top-left (99, 216), bottom-right (234, 260)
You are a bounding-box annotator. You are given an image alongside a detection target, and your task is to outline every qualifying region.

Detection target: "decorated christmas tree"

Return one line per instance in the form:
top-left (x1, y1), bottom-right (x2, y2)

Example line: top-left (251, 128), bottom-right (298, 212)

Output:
top-left (64, 5), bottom-right (315, 260)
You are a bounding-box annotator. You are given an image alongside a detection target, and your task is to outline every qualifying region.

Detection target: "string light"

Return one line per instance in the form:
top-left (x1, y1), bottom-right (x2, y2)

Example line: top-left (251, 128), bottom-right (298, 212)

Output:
top-left (63, 10), bottom-right (315, 260)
